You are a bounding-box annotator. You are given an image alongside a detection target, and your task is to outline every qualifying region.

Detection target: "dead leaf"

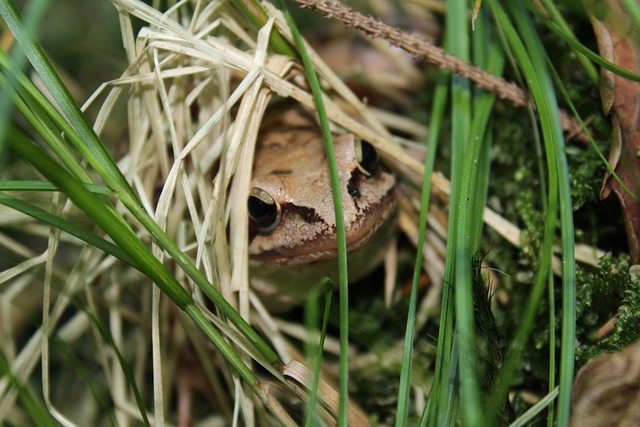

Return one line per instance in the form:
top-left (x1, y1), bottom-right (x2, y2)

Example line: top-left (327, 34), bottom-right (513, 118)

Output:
top-left (571, 339), bottom-right (640, 426)
top-left (589, 0), bottom-right (640, 262)
top-left (282, 360), bottom-right (370, 426)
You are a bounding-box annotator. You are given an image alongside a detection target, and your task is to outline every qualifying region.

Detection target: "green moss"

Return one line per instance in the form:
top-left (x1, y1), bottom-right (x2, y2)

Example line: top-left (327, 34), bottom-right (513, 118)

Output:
top-left (565, 141), bottom-right (607, 210)
top-left (575, 253), bottom-right (640, 361)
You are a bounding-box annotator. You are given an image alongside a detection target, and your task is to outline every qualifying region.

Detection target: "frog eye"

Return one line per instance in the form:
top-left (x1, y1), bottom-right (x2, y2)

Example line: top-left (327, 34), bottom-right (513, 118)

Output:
top-left (248, 188), bottom-right (281, 232)
top-left (355, 139), bottom-right (379, 176)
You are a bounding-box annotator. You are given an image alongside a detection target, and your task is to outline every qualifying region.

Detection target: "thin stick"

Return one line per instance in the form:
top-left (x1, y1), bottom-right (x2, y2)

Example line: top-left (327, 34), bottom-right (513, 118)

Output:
top-left (292, 0), bottom-right (586, 141)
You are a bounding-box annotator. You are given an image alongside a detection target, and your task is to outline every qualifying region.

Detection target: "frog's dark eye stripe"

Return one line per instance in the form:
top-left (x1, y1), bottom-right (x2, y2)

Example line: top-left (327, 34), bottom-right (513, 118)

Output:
top-left (248, 188), bottom-right (281, 233)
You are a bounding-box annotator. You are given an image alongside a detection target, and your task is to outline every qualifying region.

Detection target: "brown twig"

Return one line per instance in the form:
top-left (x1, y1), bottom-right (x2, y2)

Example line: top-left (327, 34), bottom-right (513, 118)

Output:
top-left (292, 0), bottom-right (588, 142)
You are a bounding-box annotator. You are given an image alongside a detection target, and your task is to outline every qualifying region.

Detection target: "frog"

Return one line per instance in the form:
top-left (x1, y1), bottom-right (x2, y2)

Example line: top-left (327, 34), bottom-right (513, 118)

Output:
top-left (247, 108), bottom-right (397, 308)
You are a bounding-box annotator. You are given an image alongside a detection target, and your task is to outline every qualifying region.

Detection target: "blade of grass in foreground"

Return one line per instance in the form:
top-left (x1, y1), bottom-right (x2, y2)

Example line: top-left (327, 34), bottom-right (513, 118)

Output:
top-left (421, 73), bottom-right (452, 427)
top-left (439, 0), bottom-right (478, 424)
top-left (397, 68), bottom-right (447, 427)
top-left (485, 2), bottom-right (558, 420)
top-left (273, 1), bottom-right (351, 424)
top-left (512, 6), bottom-right (576, 425)
top-left (452, 10), bottom-right (507, 425)
top-left (486, 2), bottom-right (576, 425)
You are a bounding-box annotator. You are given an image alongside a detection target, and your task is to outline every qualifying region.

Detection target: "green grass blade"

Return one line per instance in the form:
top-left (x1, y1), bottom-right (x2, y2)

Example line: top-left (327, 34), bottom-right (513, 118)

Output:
top-left (485, 2), bottom-right (558, 417)
top-left (0, 0), bottom-right (136, 196)
top-left (620, 0), bottom-right (640, 30)
top-left (272, 1), bottom-right (351, 424)
top-left (546, 269), bottom-right (556, 426)
top-left (0, 180), bottom-right (115, 195)
top-left (234, 0), bottom-right (296, 56)
top-left (396, 61), bottom-right (447, 427)
top-left (304, 280), bottom-right (333, 426)
top-left (0, 0), bottom-right (49, 154)
top-left (423, 72), bottom-right (454, 427)
top-left (428, 0), bottom-right (475, 424)
top-left (454, 52), bottom-right (503, 427)
top-left (0, 191), bottom-right (139, 269)
top-left (511, 387), bottom-right (559, 427)
top-left (523, 0), bottom-right (640, 81)
top-left (0, 348), bottom-right (58, 427)
top-left (486, 3), bottom-right (576, 425)
top-left (536, 0), bottom-right (599, 84)
top-left (510, 6), bottom-right (576, 425)
top-left (0, 61), bottom-right (94, 183)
